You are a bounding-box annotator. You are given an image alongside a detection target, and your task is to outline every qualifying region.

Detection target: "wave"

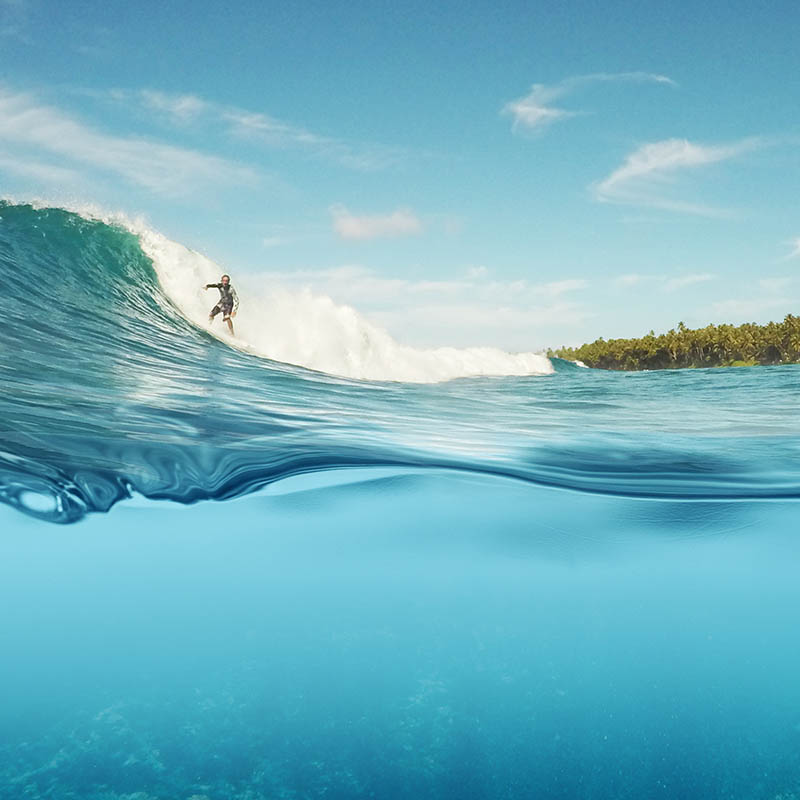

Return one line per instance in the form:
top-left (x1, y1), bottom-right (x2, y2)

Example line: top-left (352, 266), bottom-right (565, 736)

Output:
top-left (1, 201), bottom-right (799, 524)
top-left (129, 218), bottom-right (553, 383)
top-left (4, 199), bottom-right (553, 383)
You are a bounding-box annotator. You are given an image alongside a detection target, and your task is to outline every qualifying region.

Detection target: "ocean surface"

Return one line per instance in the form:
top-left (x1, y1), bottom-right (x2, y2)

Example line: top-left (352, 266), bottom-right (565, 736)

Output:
top-left (2, 201), bottom-right (800, 799)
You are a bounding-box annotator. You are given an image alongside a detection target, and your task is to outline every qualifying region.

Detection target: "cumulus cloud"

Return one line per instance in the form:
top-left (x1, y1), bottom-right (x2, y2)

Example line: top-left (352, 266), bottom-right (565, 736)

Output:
top-left (0, 87), bottom-right (256, 195)
top-left (504, 72), bottom-right (675, 133)
top-left (330, 205), bottom-right (424, 241)
top-left (593, 137), bottom-right (760, 214)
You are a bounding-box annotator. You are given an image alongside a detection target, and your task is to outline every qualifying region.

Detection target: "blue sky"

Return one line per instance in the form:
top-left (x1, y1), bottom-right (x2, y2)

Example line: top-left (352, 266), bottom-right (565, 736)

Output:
top-left (1, 0), bottom-right (799, 350)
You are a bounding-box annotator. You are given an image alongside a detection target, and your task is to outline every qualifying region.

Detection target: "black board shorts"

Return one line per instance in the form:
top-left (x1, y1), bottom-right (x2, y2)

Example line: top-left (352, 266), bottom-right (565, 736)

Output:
top-left (210, 301), bottom-right (233, 320)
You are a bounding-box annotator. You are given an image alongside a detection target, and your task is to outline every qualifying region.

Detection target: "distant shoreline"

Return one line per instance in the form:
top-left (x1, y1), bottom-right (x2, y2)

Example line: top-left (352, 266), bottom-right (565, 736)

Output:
top-left (550, 315), bottom-right (800, 371)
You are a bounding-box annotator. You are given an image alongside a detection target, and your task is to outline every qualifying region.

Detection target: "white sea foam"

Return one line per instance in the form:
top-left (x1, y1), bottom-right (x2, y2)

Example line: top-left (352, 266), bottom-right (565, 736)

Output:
top-left (138, 228), bottom-right (553, 382)
top-left (9, 198), bottom-right (553, 383)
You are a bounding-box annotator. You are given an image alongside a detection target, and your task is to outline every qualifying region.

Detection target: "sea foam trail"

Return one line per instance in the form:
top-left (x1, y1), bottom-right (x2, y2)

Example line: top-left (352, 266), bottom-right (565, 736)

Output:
top-left (137, 228), bottom-right (553, 383)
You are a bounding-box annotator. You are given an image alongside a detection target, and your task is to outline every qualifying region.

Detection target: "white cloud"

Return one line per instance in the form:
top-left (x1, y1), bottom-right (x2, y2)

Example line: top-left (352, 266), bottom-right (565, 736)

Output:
top-left (0, 88), bottom-right (256, 196)
top-left (664, 272), bottom-right (714, 291)
top-left (0, 154), bottom-right (81, 184)
top-left (139, 89), bottom-right (209, 121)
top-left (504, 72), bottom-right (675, 133)
top-left (593, 137), bottom-right (759, 214)
top-left (330, 205), bottom-right (424, 240)
top-left (241, 264), bottom-right (590, 348)
top-left (370, 301), bottom-right (591, 350)
top-left (785, 237), bottom-right (800, 260)
top-left (108, 89), bottom-right (401, 171)
top-left (258, 263), bottom-right (588, 310)
top-left (504, 98), bottom-right (578, 133)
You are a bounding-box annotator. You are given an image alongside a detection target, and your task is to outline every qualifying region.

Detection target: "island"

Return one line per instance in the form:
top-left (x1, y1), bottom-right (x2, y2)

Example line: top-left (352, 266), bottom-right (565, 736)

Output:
top-left (550, 314), bottom-right (800, 370)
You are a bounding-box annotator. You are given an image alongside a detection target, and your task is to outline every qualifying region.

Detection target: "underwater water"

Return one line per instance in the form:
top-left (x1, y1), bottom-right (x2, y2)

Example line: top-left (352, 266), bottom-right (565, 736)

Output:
top-left (1, 202), bottom-right (800, 799)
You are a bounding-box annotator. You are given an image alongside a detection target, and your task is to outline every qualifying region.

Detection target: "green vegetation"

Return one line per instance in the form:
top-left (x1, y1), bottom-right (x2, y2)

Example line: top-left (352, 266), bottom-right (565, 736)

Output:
top-left (551, 315), bottom-right (800, 371)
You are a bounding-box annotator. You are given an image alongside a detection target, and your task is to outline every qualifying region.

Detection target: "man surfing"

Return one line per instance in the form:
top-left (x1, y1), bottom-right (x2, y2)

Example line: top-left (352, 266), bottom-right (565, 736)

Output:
top-left (204, 274), bottom-right (240, 335)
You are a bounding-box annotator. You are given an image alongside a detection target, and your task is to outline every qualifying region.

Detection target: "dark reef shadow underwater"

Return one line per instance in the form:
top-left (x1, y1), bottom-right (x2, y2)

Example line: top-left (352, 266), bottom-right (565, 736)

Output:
top-left (2, 203), bottom-right (800, 799)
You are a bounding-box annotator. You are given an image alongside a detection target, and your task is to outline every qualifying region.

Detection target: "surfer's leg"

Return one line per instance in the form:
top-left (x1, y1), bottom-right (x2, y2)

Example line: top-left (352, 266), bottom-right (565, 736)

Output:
top-left (222, 302), bottom-right (235, 335)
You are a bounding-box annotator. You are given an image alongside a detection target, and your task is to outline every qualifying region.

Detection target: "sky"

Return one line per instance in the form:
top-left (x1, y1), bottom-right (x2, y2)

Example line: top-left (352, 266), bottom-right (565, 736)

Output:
top-left (1, 0), bottom-right (799, 351)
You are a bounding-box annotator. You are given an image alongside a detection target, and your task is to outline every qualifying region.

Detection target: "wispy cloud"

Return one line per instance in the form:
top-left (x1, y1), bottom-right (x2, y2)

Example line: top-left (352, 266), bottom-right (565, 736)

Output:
top-left (330, 205), bottom-right (424, 241)
top-left (759, 276), bottom-right (793, 292)
top-left (593, 137), bottom-right (760, 215)
top-left (137, 89), bottom-right (209, 121)
top-left (250, 264), bottom-right (590, 348)
top-left (540, 278), bottom-right (589, 296)
top-left (615, 273), bottom-right (645, 287)
top-left (371, 301), bottom-right (590, 349)
top-left (0, 153), bottom-right (82, 184)
top-left (784, 237), bottom-right (800, 260)
top-left (614, 271), bottom-right (714, 291)
top-left (503, 72), bottom-right (675, 134)
top-left (711, 297), bottom-right (790, 320)
top-left (664, 272), bottom-right (714, 291)
top-left (257, 264), bottom-right (588, 307)
top-left (0, 87), bottom-right (256, 196)
top-left (105, 89), bottom-right (401, 171)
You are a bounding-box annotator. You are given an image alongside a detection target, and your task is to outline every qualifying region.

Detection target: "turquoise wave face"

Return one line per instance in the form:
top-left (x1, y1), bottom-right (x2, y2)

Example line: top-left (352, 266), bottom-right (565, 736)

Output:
top-left (2, 202), bottom-right (800, 523)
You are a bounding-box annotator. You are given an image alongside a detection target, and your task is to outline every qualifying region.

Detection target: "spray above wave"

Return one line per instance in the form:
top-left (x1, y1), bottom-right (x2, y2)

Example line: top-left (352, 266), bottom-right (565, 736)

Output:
top-left (137, 229), bottom-right (553, 383)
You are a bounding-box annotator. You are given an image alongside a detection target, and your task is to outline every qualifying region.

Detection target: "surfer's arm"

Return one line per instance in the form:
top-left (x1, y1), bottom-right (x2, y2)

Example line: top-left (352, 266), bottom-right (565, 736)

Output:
top-left (204, 283), bottom-right (221, 290)
top-left (231, 286), bottom-right (240, 313)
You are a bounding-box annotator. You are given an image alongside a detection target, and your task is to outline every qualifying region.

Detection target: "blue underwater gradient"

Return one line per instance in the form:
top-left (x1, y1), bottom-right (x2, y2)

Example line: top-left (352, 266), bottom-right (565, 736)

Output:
top-left (1, 203), bottom-right (800, 798)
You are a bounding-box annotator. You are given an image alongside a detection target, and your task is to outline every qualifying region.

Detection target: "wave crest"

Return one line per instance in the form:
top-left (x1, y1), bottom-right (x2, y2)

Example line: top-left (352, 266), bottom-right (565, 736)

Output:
top-left (137, 227), bottom-right (553, 382)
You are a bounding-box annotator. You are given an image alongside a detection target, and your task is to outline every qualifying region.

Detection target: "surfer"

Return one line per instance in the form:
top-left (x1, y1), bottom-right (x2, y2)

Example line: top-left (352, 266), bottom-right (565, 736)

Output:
top-left (204, 274), bottom-right (239, 335)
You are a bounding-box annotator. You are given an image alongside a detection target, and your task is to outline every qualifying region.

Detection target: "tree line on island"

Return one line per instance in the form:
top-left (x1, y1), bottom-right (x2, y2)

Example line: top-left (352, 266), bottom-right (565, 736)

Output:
top-left (550, 314), bottom-right (800, 370)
